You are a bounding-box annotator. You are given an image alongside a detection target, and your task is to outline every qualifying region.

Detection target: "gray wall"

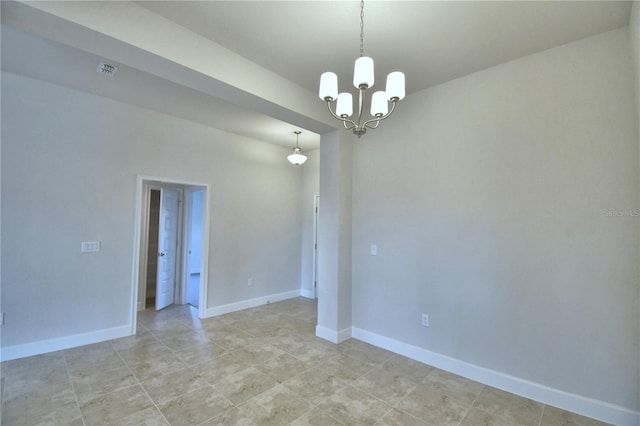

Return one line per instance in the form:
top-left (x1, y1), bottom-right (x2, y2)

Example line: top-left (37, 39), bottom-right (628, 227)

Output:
top-left (1, 72), bottom-right (303, 347)
top-left (352, 28), bottom-right (639, 411)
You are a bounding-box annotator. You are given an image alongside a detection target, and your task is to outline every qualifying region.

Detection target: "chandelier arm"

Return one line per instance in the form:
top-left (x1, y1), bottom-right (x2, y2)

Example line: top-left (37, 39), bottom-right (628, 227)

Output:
top-left (343, 121), bottom-right (357, 131)
top-left (362, 99), bottom-right (398, 129)
top-left (364, 120), bottom-right (381, 130)
top-left (326, 100), bottom-right (358, 130)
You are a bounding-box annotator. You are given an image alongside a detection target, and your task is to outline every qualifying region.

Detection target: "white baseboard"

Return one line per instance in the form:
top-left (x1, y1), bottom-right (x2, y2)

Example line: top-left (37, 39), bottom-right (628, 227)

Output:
top-left (300, 289), bottom-right (315, 299)
top-left (204, 290), bottom-right (301, 318)
top-left (1, 325), bottom-right (131, 362)
top-left (351, 327), bottom-right (639, 426)
top-left (315, 325), bottom-right (352, 344)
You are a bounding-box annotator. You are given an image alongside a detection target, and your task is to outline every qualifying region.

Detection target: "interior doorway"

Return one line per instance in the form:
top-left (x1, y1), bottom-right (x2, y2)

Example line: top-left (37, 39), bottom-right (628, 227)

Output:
top-left (131, 176), bottom-right (210, 333)
top-left (183, 188), bottom-right (204, 308)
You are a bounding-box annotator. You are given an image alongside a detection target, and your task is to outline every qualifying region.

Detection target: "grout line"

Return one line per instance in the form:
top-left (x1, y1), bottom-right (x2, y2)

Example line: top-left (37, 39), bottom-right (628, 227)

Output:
top-left (456, 384), bottom-right (484, 426)
top-left (114, 349), bottom-right (173, 425)
top-left (61, 350), bottom-right (87, 426)
top-left (538, 404), bottom-right (546, 426)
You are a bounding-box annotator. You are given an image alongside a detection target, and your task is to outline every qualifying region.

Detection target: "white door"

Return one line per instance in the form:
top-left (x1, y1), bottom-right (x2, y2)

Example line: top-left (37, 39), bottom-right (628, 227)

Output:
top-left (156, 188), bottom-right (179, 310)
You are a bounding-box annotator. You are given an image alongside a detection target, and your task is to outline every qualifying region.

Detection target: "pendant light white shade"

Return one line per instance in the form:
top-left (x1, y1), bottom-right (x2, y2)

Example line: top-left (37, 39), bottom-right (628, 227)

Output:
top-left (287, 131), bottom-right (307, 165)
top-left (385, 71), bottom-right (405, 101)
top-left (336, 92), bottom-right (353, 117)
top-left (288, 148), bottom-right (307, 165)
top-left (319, 72), bottom-right (338, 101)
top-left (370, 91), bottom-right (388, 116)
top-left (353, 56), bottom-right (375, 88)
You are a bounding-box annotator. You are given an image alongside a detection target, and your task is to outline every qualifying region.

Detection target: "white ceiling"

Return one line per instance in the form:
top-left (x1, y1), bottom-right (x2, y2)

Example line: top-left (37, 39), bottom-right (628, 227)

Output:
top-left (1, 1), bottom-right (633, 149)
top-left (138, 1), bottom-right (632, 95)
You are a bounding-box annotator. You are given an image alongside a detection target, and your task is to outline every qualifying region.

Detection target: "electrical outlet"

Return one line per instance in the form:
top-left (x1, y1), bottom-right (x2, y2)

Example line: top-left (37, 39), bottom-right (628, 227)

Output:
top-left (248, 278), bottom-right (253, 286)
top-left (81, 241), bottom-right (101, 253)
top-left (421, 313), bottom-right (429, 327)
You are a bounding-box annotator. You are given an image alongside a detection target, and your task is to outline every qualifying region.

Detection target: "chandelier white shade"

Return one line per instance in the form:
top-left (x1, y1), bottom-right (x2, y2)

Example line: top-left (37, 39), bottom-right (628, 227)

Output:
top-left (287, 131), bottom-right (307, 165)
top-left (318, 1), bottom-right (405, 137)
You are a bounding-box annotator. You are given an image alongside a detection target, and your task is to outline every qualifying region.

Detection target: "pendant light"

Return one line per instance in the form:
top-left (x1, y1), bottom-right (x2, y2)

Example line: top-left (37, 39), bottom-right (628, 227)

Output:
top-left (287, 131), bottom-right (307, 165)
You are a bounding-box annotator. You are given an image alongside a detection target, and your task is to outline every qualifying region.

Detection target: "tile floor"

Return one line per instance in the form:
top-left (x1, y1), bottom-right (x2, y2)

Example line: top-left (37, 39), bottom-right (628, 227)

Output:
top-left (1, 297), bottom-right (610, 425)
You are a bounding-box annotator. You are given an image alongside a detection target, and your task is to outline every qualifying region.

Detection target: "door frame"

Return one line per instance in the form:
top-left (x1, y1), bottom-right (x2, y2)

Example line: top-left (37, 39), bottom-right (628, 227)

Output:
top-left (312, 193), bottom-right (320, 299)
top-left (131, 175), bottom-right (211, 334)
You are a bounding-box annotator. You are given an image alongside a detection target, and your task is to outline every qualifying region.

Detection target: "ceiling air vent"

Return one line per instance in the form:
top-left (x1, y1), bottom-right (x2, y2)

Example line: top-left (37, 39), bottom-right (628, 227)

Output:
top-left (96, 62), bottom-right (118, 77)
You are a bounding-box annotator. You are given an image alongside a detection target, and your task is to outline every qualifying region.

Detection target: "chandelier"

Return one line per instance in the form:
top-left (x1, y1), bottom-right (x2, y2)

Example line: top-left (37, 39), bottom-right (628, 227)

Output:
top-left (318, 0), bottom-right (405, 137)
top-left (287, 131), bottom-right (308, 165)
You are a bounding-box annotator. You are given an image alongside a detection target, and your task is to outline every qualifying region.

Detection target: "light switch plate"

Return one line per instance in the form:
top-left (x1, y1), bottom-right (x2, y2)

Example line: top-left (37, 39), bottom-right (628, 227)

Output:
top-left (370, 245), bottom-right (377, 256)
top-left (81, 241), bottom-right (101, 253)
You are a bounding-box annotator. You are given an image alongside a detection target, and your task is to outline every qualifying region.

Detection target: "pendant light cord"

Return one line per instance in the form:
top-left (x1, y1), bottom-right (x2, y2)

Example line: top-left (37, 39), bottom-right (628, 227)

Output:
top-left (359, 0), bottom-right (365, 57)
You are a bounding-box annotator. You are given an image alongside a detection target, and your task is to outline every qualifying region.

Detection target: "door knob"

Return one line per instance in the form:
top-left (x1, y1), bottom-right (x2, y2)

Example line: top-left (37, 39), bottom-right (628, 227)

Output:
top-left (159, 252), bottom-right (166, 257)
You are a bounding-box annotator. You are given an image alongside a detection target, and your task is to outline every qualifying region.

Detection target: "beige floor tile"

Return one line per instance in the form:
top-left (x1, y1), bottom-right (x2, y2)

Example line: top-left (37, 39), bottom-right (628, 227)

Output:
top-left (380, 354), bottom-right (434, 383)
top-left (190, 352), bottom-right (250, 384)
top-left (423, 368), bottom-right (485, 405)
top-left (231, 384), bottom-right (311, 425)
top-left (316, 385), bottom-right (393, 425)
top-left (64, 341), bottom-right (114, 363)
top-left (173, 341), bottom-right (226, 365)
top-left (473, 387), bottom-right (544, 426)
top-left (66, 349), bottom-right (126, 379)
top-left (156, 329), bottom-right (211, 351)
top-left (214, 366), bottom-right (278, 404)
top-left (124, 349), bottom-right (187, 382)
top-left (141, 318), bottom-right (193, 334)
top-left (377, 408), bottom-right (429, 425)
top-left (233, 319), bottom-right (289, 338)
top-left (72, 365), bottom-right (138, 404)
top-left (111, 329), bottom-right (158, 352)
top-left (396, 383), bottom-right (471, 426)
top-left (6, 351), bottom-right (65, 375)
top-left (141, 367), bottom-right (210, 406)
top-left (79, 384), bottom-right (154, 425)
top-left (210, 330), bottom-right (265, 351)
top-left (337, 339), bottom-right (394, 365)
top-left (460, 407), bottom-right (518, 426)
top-left (201, 407), bottom-right (246, 425)
top-left (283, 364), bottom-right (350, 405)
top-left (157, 386), bottom-right (234, 426)
top-left (2, 384), bottom-right (82, 426)
top-left (281, 318), bottom-right (317, 335)
top-left (3, 363), bottom-right (70, 400)
top-left (255, 352), bottom-right (312, 383)
top-left (289, 407), bottom-right (345, 425)
top-left (231, 343), bottom-right (286, 365)
top-left (270, 331), bottom-right (340, 362)
top-left (353, 366), bottom-right (417, 405)
top-left (540, 405), bottom-right (612, 426)
top-left (322, 353), bottom-right (376, 381)
top-left (117, 340), bottom-right (172, 363)
top-left (108, 406), bottom-right (169, 425)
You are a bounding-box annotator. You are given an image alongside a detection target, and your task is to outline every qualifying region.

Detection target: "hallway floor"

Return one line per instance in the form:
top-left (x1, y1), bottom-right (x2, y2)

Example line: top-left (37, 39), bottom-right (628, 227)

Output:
top-left (1, 297), bottom-right (609, 425)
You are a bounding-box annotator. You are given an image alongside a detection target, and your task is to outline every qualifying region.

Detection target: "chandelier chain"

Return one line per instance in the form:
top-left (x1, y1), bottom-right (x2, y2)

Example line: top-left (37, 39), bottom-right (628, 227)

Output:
top-left (359, 0), bottom-right (365, 57)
